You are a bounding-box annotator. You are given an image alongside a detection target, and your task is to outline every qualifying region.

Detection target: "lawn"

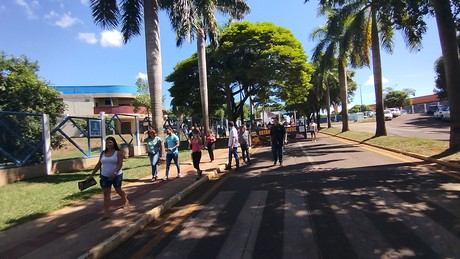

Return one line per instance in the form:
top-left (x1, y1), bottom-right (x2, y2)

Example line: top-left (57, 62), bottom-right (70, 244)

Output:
top-left (320, 127), bottom-right (460, 164)
top-left (0, 151), bottom-right (191, 232)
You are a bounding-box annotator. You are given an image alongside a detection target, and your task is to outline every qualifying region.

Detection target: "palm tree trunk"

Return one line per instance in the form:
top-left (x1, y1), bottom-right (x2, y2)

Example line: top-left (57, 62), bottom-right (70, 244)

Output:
top-left (371, 7), bottom-right (387, 137)
top-left (326, 83), bottom-right (331, 128)
top-left (338, 59), bottom-right (349, 132)
top-left (197, 28), bottom-right (210, 134)
top-left (431, 0), bottom-right (460, 150)
top-left (144, 0), bottom-right (164, 138)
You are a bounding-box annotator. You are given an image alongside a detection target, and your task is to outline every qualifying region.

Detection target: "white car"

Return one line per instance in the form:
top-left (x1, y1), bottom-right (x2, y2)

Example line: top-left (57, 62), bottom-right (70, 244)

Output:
top-left (384, 109), bottom-right (393, 120)
top-left (388, 108), bottom-right (401, 117)
top-left (441, 106), bottom-right (450, 121)
top-left (433, 107), bottom-right (445, 119)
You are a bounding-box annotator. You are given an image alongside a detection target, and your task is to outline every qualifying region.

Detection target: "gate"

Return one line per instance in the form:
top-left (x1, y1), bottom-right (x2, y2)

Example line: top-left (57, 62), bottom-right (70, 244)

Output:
top-left (0, 111), bottom-right (104, 169)
top-left (0, 111), bottom-right (47, 167)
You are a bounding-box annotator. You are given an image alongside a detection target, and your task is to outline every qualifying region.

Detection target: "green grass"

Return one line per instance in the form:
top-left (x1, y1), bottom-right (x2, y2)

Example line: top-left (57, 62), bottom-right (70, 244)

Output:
top-left (0, 151), bottom-right (192, 232)
top-left (320, 127), bottom-right (460, 163)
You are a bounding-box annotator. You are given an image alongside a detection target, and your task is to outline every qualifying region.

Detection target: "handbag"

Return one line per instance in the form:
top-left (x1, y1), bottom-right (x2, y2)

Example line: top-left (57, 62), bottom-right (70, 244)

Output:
top-left (78, 177), bottom-right (97, 191)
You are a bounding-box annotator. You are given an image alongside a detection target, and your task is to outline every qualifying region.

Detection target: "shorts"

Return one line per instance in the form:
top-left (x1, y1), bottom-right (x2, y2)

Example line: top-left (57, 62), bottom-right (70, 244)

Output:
top-left (100, 174), bottom-right (123, 189)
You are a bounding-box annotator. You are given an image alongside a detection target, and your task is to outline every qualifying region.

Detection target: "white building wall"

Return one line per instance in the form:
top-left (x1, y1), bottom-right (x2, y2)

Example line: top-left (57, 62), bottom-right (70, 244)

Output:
top-left (63, 98), bottom-right (94, 116)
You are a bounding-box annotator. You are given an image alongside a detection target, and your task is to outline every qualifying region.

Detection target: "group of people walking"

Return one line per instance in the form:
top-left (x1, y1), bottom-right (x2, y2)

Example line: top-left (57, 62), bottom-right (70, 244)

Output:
top-left (87, 118), bottom-right (317, 221)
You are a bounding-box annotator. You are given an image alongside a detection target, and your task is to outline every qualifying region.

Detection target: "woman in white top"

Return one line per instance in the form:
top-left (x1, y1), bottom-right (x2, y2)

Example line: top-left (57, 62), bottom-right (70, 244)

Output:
top-left (90, 136), bottom-right (129, 220)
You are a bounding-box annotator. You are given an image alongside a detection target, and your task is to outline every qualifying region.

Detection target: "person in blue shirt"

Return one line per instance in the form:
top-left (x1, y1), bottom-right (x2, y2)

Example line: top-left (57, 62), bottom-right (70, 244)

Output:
top-left (163, 127), bottom-right (181, 180)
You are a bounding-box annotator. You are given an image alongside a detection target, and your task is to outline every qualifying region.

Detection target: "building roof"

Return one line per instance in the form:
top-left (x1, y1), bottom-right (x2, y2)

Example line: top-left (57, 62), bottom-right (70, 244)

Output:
top-left (54, 85), bottom-right (138, 95)
top-left (410, 94), bottom-right (440, 105)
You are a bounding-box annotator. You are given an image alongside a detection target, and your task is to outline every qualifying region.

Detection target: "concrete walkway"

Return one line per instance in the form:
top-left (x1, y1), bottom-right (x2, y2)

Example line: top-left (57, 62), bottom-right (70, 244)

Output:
top-left (0, 148), bottom-right (233, 259)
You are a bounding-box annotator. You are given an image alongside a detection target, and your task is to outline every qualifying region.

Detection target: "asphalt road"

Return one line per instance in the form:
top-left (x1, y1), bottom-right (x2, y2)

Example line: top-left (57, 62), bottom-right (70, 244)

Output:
top-left (339, 113), bottom-right (451, 141)
top-left (108, 136), bottom-right (460, 258)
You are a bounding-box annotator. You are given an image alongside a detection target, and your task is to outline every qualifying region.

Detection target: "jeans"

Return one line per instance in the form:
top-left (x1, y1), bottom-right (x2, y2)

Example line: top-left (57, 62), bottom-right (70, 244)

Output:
top-left (192, 151), bottom-right (202, 171)
top-left (207, 142), bottom-right (215, 161)
top-left (148, 152), bottom-right (159, 177)
top-left (227, 147), bottom-right (240, 168)
top-left (240, 144), bottom-right (250, 162)
top-left (165, 153), bottom-right (180, 178)
top-left (272, 144), bottom-right (284, 163)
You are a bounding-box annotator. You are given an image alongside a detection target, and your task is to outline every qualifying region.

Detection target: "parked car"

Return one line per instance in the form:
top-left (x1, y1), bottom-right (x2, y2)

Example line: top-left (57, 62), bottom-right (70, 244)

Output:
top-left (433, 107), bottom-right (445, 119)
top-left (441, 106), bottom-right (450, 121)
top-left (384, 109), bottom-right (393, 120)
top-left (388, 108), bottom-right (401, 117)
top-left (427, 104), bottom-right (442, 114)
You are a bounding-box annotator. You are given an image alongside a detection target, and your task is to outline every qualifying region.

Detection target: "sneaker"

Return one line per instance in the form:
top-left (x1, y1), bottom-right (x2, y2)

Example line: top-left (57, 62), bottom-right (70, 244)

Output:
top-left (196, 170), bottom-right (203, 180)
top-left (273, 161), bottom-right (277, 165)
top-left (162, 177), bottom-right (168, 181)
top-left (280, 161), bottom-right (283, 166)
top-left (151, 176), bottom-right (157, 182)
top-left (176, 174), bottom-right (182, 178)
top-left (225, 164), bottom-right (231, 170)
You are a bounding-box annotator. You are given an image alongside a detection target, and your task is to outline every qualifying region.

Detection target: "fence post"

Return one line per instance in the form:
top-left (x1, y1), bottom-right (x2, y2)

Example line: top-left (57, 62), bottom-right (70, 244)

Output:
top-left (135, 115), bottom-right (141, 155)
top-left (42, 113), bottom-right (52, 175)
top-left (100, 112), bottom-right (106, 151)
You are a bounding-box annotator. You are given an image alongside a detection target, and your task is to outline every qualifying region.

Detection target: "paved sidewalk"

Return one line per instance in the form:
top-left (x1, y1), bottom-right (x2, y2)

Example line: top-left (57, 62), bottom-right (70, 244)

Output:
top-left (0, 148), bottom-right (233, 259)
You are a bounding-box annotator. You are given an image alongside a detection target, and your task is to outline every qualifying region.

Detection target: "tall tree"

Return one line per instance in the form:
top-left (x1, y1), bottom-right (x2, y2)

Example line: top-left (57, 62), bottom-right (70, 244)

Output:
top-left (163, 0), bottom-right (250, 133)
top-left (0, 52), bottom-right (65, 164)
top-left (166, 53), bottom-right (225, 121)
top-left (133, 77), bottom-right (151, 115)
top-left (430, 0), bottom-right (460, 150)
top-left (215, 21), bottom-right (313, 122)
top-left (313, 0), bottom-right (460, 149)
top-left (311, 7), bottom-right (361, 132)
top-left (90, 0), bottom-right (164, 137)
top-left (317, 0), bottom-right (425, 136)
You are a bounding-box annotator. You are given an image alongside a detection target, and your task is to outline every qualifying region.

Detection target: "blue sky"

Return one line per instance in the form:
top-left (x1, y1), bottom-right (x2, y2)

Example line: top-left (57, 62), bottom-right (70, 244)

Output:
top-left (1, 0), bottom-right (442, 110)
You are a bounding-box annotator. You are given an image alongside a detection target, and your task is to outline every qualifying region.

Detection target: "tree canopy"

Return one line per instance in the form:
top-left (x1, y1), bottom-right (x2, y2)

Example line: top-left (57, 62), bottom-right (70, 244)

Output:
top-left (0, 52), bottom-right (65, 164)
top-left (0, 52), bottom-right (64, 114)
top-left (215, 21), bottom-right (314, 122)
top-left (167, 21), bottom-right (314, 123)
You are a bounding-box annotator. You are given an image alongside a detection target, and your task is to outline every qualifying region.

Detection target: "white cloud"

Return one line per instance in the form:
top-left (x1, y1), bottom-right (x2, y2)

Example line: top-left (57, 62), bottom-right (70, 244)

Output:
top-left (364, 75), bottom-right (389, 86)
top-left (77, 32), bottom-right (98, 44)
top-left (15, 0), bottom-right (39, 20)
top-left (44, 11), bottom-right (82, 28)
top-left (56, 12), bottom-right (82, 28)
top-left (100, 30), bottom-right (124, 47)
top-left (137, 72), bottom-right (148, 81)
top-left (80, 0), bottom-right (90, 6)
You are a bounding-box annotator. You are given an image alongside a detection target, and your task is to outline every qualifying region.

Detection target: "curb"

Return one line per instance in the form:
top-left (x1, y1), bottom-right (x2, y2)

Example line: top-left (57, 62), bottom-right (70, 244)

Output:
top-left (320, 132), bottom-right (460, 171)
top-left (78, 163), bottom-right (228, 259)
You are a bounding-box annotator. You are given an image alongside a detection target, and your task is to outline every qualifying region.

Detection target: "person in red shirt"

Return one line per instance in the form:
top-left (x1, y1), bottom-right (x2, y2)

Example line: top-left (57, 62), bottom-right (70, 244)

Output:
top-left (190, 129), bottom-right (204, 179)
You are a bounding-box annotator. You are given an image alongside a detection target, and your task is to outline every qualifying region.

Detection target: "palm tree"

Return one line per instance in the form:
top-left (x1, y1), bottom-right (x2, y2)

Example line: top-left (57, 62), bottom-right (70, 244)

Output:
top-left (163, 0), bottom-right (250, 134)
top-left (90, 0), bottom-right (164, 137)
top-left (332, 0), bottom-right (424, 137)
top-left (430, 0), bottom-right (460, 150)
top-left (311, 8), bottom-right (360, 132)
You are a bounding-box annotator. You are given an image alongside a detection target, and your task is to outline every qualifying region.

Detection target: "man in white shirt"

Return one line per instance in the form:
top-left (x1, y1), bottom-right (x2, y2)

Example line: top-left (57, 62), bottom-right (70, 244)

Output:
top-left (226, 121), bottom-right (240, 169)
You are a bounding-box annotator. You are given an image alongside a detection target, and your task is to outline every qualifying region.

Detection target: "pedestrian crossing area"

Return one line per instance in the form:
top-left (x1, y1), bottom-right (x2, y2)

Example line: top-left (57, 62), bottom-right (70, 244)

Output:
top-left (151, 186), bottom-right (460, 258)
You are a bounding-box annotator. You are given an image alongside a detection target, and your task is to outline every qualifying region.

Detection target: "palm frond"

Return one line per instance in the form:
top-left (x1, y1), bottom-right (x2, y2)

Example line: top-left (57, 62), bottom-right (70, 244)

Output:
top-left (90, 0), bottom-right (120, 29)
top-left (121, 0), bottom-right (143, 43)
